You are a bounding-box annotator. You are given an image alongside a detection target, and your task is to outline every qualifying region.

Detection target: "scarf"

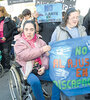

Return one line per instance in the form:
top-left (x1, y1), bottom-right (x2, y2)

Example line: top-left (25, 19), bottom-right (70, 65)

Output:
top-left (0, 17), bottom-right (5, 23)
top-left (22, 33), bottom-right (42, 65)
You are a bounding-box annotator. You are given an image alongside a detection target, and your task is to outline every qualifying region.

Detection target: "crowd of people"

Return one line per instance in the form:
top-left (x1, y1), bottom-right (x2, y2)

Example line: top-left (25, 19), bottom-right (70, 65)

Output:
top-left (0, 3), bottom-right (90, 100)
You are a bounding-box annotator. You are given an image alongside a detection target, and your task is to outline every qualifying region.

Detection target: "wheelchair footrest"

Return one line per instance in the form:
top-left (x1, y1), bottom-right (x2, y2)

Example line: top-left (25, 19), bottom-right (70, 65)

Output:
top-left (42, 88), bottom-right (50, 98)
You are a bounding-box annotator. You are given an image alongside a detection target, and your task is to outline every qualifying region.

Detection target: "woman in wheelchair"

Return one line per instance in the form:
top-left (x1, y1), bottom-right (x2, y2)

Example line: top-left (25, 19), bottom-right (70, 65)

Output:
top-left (14, 20), bottom-right (60, 100)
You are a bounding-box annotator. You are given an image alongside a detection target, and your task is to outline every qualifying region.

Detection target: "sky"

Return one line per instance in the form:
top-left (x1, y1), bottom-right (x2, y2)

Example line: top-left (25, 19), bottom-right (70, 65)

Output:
top-left (75, 0), bottom-right (90, 16)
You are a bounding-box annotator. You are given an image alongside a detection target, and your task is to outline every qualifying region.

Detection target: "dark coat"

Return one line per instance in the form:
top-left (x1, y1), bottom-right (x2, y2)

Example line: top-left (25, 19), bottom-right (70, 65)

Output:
top-left (83, 9), bottom-right (90, 35)
top-left (39, 22), bottom-right (60, 44)
top-left (3, 17), bottom-right (17, 42)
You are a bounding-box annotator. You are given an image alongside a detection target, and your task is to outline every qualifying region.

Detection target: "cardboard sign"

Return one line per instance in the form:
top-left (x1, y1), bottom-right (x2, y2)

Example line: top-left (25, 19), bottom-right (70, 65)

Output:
top-left (36, 3), bottom-right (62, 23)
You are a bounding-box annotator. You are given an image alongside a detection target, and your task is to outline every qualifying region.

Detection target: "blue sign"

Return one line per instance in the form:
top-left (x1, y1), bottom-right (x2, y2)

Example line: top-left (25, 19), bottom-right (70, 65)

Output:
top-left (36, 3), bottom-right (62, 23)
top-left (49, 36), bottom-right (90, 96)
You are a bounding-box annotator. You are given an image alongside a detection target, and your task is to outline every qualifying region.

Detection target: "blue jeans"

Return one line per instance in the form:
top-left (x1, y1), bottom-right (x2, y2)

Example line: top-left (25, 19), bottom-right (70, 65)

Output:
top-left (27, 69), bottom-right (60, 100)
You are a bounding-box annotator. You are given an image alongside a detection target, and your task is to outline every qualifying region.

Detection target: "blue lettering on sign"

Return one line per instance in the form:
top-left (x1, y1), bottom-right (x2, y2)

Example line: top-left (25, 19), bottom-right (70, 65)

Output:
top-left (44, 5), bottom-right (53, 12)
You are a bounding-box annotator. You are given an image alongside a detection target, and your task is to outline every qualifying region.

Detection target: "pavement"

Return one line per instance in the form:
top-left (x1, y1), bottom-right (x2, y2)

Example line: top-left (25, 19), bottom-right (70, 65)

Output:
top-left (0, 71), bottom-right (12, 100)
top-left (0, 70), bottom-right (89, 100)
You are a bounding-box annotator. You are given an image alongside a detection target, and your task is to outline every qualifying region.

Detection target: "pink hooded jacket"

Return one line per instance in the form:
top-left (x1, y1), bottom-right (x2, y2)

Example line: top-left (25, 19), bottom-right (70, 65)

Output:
top-left (14, 34), bottom-right (49, 74)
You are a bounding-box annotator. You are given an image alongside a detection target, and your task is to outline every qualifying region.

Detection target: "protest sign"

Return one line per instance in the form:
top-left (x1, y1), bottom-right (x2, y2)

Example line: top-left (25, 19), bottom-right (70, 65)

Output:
top-left (49, 36), bottom-right (90, 96)
top-left (7, 0), bottom-right (33, 5)
top-left (36, 3), bottom-right (62, 23)
top-left (36, 0), bottom-right (76, 11)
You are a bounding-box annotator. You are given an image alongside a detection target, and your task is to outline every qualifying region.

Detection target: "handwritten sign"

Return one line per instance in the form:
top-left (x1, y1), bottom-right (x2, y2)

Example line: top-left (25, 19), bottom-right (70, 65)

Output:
top-left (36, 0), bottom-right (76, 11)
top-left (49, 36), bottom-right (90, 96)
top-left (36, 3), bottom-right (62, 23)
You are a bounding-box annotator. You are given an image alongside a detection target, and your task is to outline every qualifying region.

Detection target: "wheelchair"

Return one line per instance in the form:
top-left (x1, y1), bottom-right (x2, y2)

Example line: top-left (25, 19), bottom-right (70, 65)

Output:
top-left (9, 61), bottom-right (52, 100)
top-left (0, 50), bottom-right (4, 78)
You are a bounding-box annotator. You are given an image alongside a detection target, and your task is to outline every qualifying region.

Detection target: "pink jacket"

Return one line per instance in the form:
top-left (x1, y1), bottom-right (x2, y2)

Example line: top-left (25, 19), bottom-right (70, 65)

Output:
top-left (14, 34), bottom-right (49, 74)
top-left (0, 20), bottom-right (5, 43)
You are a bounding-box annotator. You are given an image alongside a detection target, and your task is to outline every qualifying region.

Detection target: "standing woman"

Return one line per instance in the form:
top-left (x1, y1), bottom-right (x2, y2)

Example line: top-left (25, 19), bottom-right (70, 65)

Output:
top-left (0, 6), bottom-right (16, 70)
top-left (51, 8), bottom-right (87, 100)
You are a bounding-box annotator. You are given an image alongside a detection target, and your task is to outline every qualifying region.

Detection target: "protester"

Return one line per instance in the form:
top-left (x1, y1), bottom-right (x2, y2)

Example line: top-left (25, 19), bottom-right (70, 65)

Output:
top-left (10, 15), bottom-right (21, 61)
top-left (83, 9), bottom-right (90, 99)
top-left (77, 9), bottom-right (84, 25)
top-left (51, 7), bottom-right (87, 100)
top-left (0, 6), bottom-right (17, 70)
top-left (19, 9), bottom-right (39, 33)
top-left (14, 20), bottom-right (61, 100)
top-left (83, 8), bottom-right (90, 35)
top-left (18, 14), bottom-right (24, 28)
top-left (13, 16), bottom-right (20, 27)
top-left (62, 11), bottom-right (66, 21)
top-left (39, 22), bottom-right (60, 44)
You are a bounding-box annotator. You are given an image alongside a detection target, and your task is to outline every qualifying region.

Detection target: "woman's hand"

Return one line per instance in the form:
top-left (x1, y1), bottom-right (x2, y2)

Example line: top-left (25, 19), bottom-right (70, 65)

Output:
top-left (38, 66), bottom-right (45, 75)
top-left (42, 45), bottom-right (51, 52)
top-left (33, 11), bottom-right (39, 19)
top-left (46, 52), bottom-right (50, 56)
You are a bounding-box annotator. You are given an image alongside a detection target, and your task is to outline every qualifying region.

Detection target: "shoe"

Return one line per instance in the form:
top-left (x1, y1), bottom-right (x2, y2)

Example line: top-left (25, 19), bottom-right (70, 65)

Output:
top-left (85, 94), bottom-right (90, 99)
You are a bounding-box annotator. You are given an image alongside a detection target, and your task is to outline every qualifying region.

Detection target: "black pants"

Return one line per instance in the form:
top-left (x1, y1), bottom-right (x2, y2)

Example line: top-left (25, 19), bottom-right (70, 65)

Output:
top-left (0, 41), bottom-right (12, 69)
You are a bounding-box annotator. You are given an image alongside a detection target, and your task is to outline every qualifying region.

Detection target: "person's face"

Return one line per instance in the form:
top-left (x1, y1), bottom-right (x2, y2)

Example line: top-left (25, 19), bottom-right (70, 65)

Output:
top-left (24, 15), bottom-right (30, 20)
top-left (24, 23), bottom-right (35, 40)
top-left (67, 11), bottom-right (79, 28)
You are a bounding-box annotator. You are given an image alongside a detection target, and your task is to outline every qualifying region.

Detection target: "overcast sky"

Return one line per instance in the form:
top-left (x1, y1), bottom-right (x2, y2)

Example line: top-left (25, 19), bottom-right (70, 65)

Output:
top-left (75, 0), bottom-right (90, 16)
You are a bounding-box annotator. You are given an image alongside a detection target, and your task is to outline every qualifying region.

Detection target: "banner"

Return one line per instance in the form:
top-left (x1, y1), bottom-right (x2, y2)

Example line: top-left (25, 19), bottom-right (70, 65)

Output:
top-left (49, 36), bottom-right (90, 96)
top-left (36, 0), bottom-right (76, 11)
top-left (63, 0), bottom-right (76, 11)
top-left (7, 0), bottom-right (33, 5)
top-left (36, 3), bottom-right (62, 23)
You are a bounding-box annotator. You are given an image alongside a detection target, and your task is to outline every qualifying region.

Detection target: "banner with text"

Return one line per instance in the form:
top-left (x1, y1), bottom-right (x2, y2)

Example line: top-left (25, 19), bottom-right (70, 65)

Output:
top-left (36, 3), bottom-right (62, 23)
top-left (36, 0), bottom-right (76, 11)
top-left (49, 36), bottom-right (90, 96)
top-left (7, 0), bottom-right (33, 5)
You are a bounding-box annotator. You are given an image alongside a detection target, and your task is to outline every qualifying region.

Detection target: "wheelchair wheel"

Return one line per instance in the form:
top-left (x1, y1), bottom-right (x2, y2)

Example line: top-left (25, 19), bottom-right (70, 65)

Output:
top-left (9, 64), bottom-right (22, 100)
top-left (22, 92), bottom-right (33, 100)
top-left (0, 64), bottom-right (4, 78)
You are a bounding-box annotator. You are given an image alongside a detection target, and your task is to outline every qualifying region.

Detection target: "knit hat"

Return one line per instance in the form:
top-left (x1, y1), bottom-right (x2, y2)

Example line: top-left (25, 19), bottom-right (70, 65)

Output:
top-left (66, 8), bottom-right (77, 16)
